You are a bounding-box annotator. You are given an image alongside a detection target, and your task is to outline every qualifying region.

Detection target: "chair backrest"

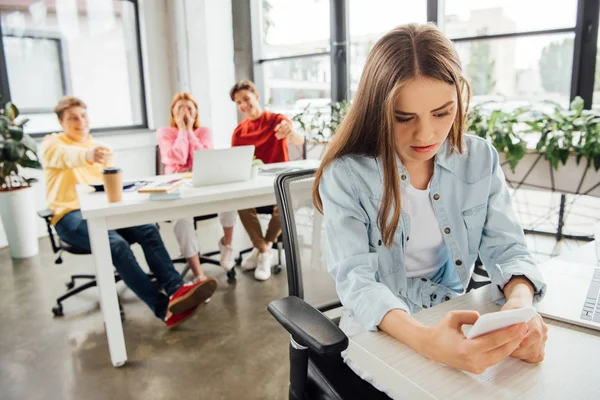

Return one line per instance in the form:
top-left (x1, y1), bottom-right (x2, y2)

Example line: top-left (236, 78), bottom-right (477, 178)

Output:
top-left (275, 169), bottom-right (340, 312)
top-left (156, 145), bottom-right (165, 175)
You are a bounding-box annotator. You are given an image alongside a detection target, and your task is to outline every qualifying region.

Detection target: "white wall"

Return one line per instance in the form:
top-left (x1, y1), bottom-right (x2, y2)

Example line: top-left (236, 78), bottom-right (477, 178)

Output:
top-left (0, 0), bottom-right (238, 250)
top-left (168, 0), bottom-right (238, 149)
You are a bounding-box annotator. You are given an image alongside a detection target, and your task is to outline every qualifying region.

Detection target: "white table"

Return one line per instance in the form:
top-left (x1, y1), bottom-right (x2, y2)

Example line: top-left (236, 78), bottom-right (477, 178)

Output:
top-left (77, 159), bottom-right (320, 367)
top-left (346, 242), bottom-right (600, 399)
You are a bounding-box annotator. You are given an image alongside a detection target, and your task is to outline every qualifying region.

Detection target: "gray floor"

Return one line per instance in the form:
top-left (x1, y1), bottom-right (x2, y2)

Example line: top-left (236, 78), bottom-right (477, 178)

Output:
top-left (0, 219), bottom-right (291, 400)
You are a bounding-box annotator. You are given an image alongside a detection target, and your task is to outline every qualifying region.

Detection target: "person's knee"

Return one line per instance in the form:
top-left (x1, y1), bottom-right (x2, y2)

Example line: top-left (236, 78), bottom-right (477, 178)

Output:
top-left (110, 236), bottom-right (132, 260)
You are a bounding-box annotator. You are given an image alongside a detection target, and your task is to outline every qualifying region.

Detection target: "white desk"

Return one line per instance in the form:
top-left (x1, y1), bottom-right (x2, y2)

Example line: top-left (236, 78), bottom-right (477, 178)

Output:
top-left (77, 159), bottom-right (319, 367)
top-left (346, 242), bottom-right (600, 399)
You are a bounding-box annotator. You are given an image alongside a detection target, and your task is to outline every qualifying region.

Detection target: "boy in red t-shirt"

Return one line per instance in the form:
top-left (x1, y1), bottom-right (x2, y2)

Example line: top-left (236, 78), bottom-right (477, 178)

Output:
top-left (230, 80), bottom-right (305, 281)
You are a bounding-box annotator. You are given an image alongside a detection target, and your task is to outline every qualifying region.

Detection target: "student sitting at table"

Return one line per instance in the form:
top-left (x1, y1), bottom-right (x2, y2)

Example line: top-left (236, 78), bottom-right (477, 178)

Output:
top-left (157, 92), bottom-right (237, 281)
top-left (229, 80), bottom-right (305, 281)
top-left (41, 96), bottom-right (217, 328)
top-left (314, 23), bottom-right (548, 381)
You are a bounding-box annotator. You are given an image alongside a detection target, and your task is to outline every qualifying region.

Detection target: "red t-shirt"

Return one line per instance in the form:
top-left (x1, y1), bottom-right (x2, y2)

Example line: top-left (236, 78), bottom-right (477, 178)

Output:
top-left (231, 111), bottom-right (290, 164)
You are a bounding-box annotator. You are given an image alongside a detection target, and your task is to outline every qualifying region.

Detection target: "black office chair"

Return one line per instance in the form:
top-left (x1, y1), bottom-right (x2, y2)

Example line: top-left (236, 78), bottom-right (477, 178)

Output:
top-left (37, 209), bottom-right (152, 318)
top-left (155, 145), bottom-right (236, 280)
top-left (235, 205), bottom-right (285, 274)
top-left (267, 170), bottom-right (391, 400)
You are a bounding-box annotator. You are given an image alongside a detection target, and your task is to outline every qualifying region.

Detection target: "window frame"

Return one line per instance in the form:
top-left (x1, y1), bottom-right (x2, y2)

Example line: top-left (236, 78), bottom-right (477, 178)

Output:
top-left (251, 0), bottom-right (600, 109)
top-left (0, 0), bottom-right (148, 137)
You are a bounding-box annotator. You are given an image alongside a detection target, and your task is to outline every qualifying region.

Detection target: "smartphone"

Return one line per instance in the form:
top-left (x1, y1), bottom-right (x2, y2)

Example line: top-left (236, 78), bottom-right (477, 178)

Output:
top-left (461, 307), bottom-right (537, 339)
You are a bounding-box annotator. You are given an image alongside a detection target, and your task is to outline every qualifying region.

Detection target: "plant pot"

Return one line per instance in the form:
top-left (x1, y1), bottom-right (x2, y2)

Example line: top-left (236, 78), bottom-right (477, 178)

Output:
top-left (0, 186), bottom-right (39, 258)
top-left (251, 165), bottom-right (259, 179)
top-left (499, 152), bottom-right (600, 198)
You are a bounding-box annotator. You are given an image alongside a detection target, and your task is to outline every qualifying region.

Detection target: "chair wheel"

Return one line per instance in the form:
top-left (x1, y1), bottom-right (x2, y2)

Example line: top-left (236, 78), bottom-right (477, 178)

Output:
top-left (65, 281), bottom-right (75, 290)
top-left (235, 256), bottom-right (242, 266)
top-left (56, 258), bottom-right (63, 264)
top-left (226, 268), bottom-right (236, 281)
top-left (273, 265), bottom-right (282, 274)
top-left (52, 305), bottom-right (64, 317)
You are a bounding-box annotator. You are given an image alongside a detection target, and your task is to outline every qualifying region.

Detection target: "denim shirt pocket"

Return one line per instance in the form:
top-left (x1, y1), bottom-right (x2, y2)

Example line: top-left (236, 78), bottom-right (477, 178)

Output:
top-left (367, 224), bottom-right (393, 278)
top-left (462, 204), bottom-right (487, 254)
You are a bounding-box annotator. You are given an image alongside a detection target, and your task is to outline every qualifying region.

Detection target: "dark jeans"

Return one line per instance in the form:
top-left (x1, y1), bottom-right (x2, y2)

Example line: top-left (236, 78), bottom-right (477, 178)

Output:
top-left (55, 210), bottom-right (184, 320)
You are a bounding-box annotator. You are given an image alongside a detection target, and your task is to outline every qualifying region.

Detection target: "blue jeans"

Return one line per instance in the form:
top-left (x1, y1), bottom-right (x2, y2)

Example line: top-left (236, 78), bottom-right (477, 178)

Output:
top-left (55, 210), bottom-right (184, 320)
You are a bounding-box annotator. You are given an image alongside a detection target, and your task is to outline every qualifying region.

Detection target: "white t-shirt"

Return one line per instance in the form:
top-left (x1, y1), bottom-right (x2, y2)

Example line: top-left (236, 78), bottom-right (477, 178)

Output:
top-left (402, 183), bottom-right (448, 279)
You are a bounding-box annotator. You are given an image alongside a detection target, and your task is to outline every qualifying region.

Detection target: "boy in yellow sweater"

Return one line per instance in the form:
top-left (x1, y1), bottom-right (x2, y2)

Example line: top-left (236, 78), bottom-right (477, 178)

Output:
top-left (41, 96), bottom-right (217, 328)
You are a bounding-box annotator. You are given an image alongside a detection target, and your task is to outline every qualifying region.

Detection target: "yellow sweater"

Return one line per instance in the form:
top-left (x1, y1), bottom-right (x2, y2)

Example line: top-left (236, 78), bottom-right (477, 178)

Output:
top-left (40, 133), bottom-right (107, 225)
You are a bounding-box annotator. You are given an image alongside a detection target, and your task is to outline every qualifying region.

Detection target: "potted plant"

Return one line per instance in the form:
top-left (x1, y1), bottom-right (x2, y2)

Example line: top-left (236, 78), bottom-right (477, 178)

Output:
top-left (467, 97), bottom-right (600, 197)
top-left (292, 100), bottom-right (351, 159)
top-left (0, 100), bottom-right (43, 258)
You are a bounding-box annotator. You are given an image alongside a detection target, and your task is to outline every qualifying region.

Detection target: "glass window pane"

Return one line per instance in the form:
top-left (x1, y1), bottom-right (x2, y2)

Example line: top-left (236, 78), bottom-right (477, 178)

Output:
top-left (262, 55), bottom-right (331, 119)
top-left (349, 0), bottom-right (427, 96)
top-left (442, 0), bottom-right (577, 38)
top-left (260, 0), bottom-right (330, 59)
top-left (456, 33), bottom-right (574, 110)
top-left (1, 0), bottom-right (144, 134)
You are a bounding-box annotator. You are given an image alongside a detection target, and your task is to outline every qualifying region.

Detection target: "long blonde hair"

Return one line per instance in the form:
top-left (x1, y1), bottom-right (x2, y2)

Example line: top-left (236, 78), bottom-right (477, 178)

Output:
top-left (169, 92), bottom-right (201, 129)
top-left (313, 23), bottom-right (471, 247)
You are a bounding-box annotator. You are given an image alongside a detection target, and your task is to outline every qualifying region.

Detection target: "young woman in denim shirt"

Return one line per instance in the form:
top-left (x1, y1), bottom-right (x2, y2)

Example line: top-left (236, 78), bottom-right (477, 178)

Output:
top-left (315, 24), bottom-right (548, 375)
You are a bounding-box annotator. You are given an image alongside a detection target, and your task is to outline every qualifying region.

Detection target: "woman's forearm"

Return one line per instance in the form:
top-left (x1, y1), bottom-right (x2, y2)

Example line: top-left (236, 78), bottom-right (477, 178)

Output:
top-left (503, 276), bottom-right (535, 307)
top-left (378, 309), bottom-right (430, 354)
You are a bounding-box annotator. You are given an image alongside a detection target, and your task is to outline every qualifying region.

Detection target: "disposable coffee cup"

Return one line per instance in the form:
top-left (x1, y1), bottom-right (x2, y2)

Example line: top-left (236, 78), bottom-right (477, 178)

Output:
top-left (102, 167), bottom-right (123, 203)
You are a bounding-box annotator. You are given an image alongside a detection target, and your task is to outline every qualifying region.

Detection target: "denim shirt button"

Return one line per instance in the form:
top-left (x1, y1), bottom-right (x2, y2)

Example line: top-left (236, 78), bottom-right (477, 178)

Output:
top-left (406, 236), bottom-right (409, 241)
top-left (422, 305), bottom-right (428, 309)
top-left (421, 278), bottom-right (427, 282)
top-left (444, 227), bottom-right (451, 234)
top-left (401, 174), bottom-right (407, 180)
top-left (455, 259), bottom-right (463, 266)
top-left (444, 296), bottom-right (450, 301)
top-left (378, 239), bottom-right (382, 246)
top-left (433, 194), bottom-right (440, 200)
top-left (431, 293), bottom-right (437, 300)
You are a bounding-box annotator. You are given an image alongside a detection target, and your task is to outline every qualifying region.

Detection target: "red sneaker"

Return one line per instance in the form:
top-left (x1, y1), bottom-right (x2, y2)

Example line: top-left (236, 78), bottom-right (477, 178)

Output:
top-left (168, 277), bottom-right (218, 315)
top-left (165, 304), bottom-right (200, 329)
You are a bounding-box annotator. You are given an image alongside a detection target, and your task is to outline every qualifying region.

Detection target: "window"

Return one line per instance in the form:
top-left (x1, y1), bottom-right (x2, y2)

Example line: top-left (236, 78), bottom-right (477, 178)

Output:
top-left (259, 0), bottom-right (330, 59)
top-left (0, 0), bottom-right (146, 135)
top-left (349, 0), bottom-right (427, 94)
top-left (457, 33), bottom-right (575, 110)
top-left (263, 55), bottom-right (331, 118)
top-left (256, 0), bottom-right (331, 121)
top-left (442, 0), bottom-right (577, 38)
top-left (440, 1), bottom-right (578, 110)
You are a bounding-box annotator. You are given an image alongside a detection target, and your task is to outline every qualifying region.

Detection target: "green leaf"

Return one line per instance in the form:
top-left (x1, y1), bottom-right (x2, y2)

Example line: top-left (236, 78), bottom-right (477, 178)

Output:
top-left (8, 127), bottom-right (23, 141)
top-left (20, 133), bottom-right (37, 153)
top-left (15, 118), bottom-right (30, 128)
top-left (25, 177), bottom-right (38, 186)
top-left (2, 141), bottom-right (24, 162)
top-left (19, 158), bottom-right (42, 170)
top-left (4, 102), bottom-right (19, 121)
top-left (570, 96), bottom-right (584, 114)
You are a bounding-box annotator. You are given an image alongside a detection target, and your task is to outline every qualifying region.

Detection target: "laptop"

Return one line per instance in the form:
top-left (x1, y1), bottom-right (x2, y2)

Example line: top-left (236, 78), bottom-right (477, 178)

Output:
top-left (191, 146), bottom-right (254, 187)
top-left (535, 256), bottom-right (600, 331)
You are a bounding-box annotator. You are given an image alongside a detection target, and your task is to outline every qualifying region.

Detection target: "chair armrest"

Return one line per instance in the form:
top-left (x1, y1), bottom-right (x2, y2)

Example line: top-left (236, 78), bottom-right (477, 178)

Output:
top-left (37, 208), bottom-right (54, 221)
top-left (268, 296), bottom-right (348, 355)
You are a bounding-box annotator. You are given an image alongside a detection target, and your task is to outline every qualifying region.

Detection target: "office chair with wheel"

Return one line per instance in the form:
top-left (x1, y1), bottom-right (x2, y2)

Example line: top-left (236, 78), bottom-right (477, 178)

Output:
top-left (155, 145), bottom-right (236, 280)
top-left (37, 209), bottom-right (150, 318)
top-left (267, 170), bottom-right (392, 400)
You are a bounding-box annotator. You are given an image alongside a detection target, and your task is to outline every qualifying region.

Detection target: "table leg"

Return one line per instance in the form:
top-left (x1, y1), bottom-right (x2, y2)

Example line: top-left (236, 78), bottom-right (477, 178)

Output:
top-left (87, 217), bottom-right (127, 367)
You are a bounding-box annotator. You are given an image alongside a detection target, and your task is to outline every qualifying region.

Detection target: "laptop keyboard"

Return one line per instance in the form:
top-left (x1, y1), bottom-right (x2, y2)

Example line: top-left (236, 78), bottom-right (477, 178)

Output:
top-left (581, 268), bottom-right (600, 323)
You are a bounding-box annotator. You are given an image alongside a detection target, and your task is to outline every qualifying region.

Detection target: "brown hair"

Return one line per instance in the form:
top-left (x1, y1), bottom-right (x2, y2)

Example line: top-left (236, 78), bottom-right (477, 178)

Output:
top-left (54, 96), bottom-right (86, 120)
top-left (313, 23), bottom-right (471, 247)
top-left (229, 80), bottom-right (257, 101)
top-left (169, 92), bottom-right (201, 129)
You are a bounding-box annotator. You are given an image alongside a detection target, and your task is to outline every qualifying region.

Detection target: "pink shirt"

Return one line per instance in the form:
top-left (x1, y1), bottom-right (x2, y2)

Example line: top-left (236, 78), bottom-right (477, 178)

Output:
top-left (157, 126), bottom-right (213, 174)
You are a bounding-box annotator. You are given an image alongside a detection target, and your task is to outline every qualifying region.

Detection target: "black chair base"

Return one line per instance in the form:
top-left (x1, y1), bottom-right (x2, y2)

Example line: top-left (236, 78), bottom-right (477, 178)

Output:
top-left (172, 250), bottom-right (237, 281)
top-left (52, 272), bottom-right (156, 319)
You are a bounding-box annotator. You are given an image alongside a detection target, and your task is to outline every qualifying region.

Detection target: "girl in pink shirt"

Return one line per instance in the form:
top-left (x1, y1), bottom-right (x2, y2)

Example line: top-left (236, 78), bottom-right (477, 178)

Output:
top-left (157, 93), bottom-right (236, 281)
